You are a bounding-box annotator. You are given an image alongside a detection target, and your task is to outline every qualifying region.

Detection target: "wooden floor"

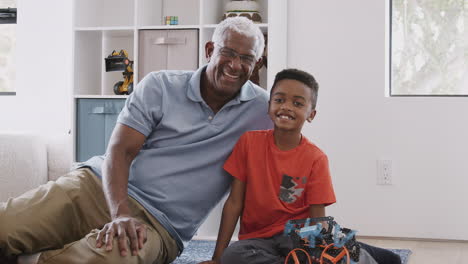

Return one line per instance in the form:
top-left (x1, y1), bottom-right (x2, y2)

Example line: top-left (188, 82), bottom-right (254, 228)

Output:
top-left (359, 237), bottom-right (468, 264)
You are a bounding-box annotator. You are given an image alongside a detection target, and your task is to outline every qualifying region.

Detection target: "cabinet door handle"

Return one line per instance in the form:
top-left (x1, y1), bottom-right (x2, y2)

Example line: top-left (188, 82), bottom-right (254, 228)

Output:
top-left (153, 37), bottom-right (186, 45)
top-left (90, 106), bottom-right (106, 114)
top-left (90, 106), bottom-right (120, 114)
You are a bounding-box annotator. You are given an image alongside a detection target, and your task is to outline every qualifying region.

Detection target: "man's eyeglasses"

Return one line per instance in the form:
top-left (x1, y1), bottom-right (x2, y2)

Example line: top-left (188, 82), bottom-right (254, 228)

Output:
top-left (215, 44), bottom-right (256, 66)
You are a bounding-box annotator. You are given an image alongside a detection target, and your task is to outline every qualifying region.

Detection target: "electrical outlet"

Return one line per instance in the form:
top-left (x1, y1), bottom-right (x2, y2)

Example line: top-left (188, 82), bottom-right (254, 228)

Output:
top-left (377, 160), bottom-right (392, 185)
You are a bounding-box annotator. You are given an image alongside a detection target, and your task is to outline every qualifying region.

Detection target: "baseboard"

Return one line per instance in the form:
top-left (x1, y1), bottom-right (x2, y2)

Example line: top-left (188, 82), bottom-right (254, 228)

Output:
top-left (194, 235), bottom-right (468, 243)
top-left (193, 235), bottom-right (239, 241)
top-left (357, 235), bottom-right (468, 243)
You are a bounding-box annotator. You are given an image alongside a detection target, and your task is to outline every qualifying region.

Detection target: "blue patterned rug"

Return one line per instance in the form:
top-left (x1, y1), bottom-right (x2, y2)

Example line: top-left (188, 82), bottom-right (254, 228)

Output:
top-left (171, 240), bottom-right (412, 264)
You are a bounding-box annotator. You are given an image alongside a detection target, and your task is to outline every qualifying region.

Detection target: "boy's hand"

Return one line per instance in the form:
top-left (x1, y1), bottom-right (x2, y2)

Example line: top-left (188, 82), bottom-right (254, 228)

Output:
top-left (95, 216), bottom-right (147, 257)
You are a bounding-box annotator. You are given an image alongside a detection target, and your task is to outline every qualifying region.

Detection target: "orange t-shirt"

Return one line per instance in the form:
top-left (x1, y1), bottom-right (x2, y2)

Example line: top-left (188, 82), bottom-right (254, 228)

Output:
top-left (224, 130), bottom-right (336, 240)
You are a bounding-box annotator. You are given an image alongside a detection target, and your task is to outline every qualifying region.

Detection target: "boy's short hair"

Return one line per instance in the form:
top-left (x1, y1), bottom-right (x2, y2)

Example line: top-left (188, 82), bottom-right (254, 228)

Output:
top-left (271, 68), bottom-right (319, 110)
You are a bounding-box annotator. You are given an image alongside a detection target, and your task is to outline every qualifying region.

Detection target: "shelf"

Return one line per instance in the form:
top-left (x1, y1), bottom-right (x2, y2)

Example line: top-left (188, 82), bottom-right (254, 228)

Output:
top-left (73, 0), bottom-right (274, 97)
top-left (74, 95), bottom-right (129, 99)
top-left (202, 23), bottom-right (267, 29)
top-left (74, 26), bottom-right (135, 32)
top-left (75, 27), bottom-right (135, 39)
top-left (138, 25), bottom-right (201, 30)
top-left (203, 23), bottom-right (268, 33)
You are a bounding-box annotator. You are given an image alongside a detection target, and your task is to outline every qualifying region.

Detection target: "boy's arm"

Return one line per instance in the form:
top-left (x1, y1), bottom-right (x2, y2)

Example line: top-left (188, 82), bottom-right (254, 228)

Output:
top-left (309, 204), bottom-right (325, 218)
top-left (309, 204), bottom-right (328, 229)
top-left (200, 178), bottom-right (246, 264)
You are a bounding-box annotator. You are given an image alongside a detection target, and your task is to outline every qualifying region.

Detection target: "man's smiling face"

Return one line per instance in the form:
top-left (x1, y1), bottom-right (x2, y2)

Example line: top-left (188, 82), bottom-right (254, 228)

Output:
top-left (204, 30), bottom-right (258, 99)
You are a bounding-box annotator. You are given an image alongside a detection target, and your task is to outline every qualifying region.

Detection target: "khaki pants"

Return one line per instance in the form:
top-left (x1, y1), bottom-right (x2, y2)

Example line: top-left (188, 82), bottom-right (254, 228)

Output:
top-left (0, 169), bottom-right (179, 264)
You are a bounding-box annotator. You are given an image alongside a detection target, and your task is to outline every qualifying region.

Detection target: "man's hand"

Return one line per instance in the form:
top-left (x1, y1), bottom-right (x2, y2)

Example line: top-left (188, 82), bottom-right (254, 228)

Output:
top-left (95, 216), bottom-right (147, 257)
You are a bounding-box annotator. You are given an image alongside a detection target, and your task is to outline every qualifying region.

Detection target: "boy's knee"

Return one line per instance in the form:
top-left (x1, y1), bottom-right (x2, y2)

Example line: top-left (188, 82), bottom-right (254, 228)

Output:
top-left (385, 252), bottom-right (402, 264)
top-left (220, 242), bottom-right (255, 264)
top-left (220, 249), bottom-right (242, 264)
top-left (220, 244), bottom-right (240, 264)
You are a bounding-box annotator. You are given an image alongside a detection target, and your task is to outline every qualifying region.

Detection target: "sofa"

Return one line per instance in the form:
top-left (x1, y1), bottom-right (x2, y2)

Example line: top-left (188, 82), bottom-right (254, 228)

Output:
top-left (0, 132), bottom-right (72, 263)
top-left (0, 132), bottom-right (72, 202)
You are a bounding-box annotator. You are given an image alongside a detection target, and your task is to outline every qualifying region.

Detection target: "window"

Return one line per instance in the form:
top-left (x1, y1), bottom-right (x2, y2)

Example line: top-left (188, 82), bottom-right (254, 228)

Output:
top-left (0, 0), bottom-right (16, 95)
top-left (390, 0), bottom-right (467, 96)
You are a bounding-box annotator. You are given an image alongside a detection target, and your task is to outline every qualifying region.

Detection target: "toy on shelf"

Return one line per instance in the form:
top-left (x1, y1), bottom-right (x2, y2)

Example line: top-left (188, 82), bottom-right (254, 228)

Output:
top-left (284, 216), bottom-right (360, 264)
top-left (222, 0), bottom-right (262, 23)
top-left (164, 16), bottom-right (178, 25)
top-left (105, 50), bottom-right (134, 95)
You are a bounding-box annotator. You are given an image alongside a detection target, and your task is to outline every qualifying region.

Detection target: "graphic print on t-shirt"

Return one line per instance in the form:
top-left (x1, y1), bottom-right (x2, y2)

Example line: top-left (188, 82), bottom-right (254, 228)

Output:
top-left (279, 174), bottom-right (305, 203)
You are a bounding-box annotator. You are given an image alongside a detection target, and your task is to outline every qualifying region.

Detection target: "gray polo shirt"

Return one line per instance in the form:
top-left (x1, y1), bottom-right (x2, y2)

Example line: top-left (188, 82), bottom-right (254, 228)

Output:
top-left (83, 66), bottom-right (272, 251)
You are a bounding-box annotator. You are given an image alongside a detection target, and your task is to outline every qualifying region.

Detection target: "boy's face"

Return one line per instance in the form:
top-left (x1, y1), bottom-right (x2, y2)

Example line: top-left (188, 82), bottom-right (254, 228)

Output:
top-left (268, 79), bottom-right (316, 133)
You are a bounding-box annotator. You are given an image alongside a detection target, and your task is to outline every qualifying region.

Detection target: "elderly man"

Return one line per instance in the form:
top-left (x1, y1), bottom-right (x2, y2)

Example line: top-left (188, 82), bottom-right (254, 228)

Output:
top-left (0, 17), bottom-right (271, 264)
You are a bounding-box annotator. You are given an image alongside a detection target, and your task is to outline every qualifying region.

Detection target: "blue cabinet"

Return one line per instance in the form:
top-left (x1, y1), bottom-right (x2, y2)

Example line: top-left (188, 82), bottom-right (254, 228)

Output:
top-left (76, 98), bottom-right (126, 162)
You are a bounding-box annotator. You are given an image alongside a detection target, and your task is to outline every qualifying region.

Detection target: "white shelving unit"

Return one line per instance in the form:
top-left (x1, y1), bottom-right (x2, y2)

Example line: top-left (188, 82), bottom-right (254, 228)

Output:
top-left (72, 0), bottom-right (286, 97)
top-left (71, 0), bottom-right (287, 162)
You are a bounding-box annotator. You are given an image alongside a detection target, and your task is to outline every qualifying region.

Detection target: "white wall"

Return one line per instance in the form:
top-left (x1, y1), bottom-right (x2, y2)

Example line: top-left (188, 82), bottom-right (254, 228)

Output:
top-left (0, 0), bottom-right (73, 145)
top-left (288, 0), bottom-right (468, 240)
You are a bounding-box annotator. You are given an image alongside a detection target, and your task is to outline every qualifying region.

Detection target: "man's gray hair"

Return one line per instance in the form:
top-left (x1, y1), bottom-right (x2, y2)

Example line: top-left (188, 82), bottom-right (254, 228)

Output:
top-left (212, 17), bottom-right (265, 60)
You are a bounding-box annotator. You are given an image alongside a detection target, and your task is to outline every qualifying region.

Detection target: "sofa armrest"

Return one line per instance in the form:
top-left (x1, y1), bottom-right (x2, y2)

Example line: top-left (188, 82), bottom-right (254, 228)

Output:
top-left (45, 134), bottom-right (73, 181)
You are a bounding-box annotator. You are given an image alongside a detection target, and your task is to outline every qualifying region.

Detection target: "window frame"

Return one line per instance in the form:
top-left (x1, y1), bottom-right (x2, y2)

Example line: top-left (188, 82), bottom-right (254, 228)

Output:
top-left (389, 0), bottom-right (468, 97)
top-left (0, 5), bottom-right (17, 96)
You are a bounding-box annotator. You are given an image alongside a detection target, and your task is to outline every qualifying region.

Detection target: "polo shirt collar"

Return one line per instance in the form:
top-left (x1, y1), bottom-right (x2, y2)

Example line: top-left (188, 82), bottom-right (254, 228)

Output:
top-left (187, 65), bottom-right (258, 103)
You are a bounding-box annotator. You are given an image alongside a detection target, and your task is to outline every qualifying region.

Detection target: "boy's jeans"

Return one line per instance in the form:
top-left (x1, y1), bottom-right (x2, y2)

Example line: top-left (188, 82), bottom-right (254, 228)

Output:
top-left (220, 233), bottom-right (401, 264)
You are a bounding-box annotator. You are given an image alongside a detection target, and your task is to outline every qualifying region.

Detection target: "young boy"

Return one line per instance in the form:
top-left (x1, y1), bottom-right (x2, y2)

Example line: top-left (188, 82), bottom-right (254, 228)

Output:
top-left (201, 69), bottom-right (401, 264)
